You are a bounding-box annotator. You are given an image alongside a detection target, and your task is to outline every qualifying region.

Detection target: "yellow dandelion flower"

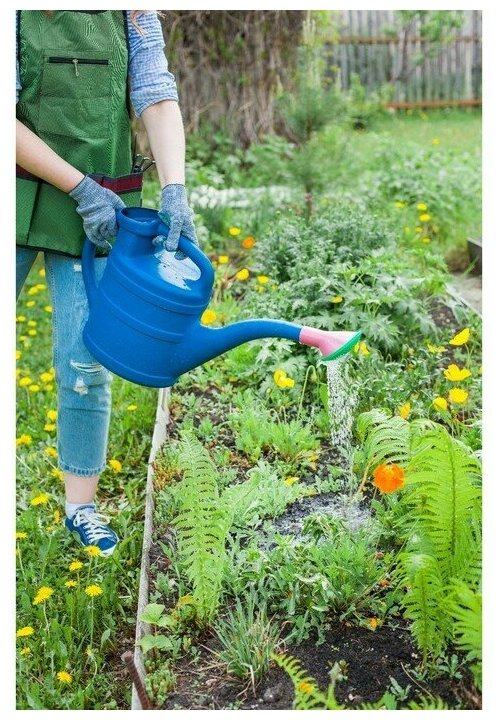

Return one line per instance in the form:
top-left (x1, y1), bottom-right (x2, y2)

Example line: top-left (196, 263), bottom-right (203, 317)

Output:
top-left (298, 681), bottom-right (315, 694)
top-left (51, 469), bottom-right (64, 481)
top-left (16, 433), bottom-right (32, 446)
top-left (218, 255), bottom-right (229, 264)
top-left (31, 493), bottom-right (50, 506)
top-left (64, 580), bottom-right (78, 589)
top-left (56, 670), bottom-right (73, 684)
top-left (27, 320), bottom-right (37, 327)
top-left (44, 447), bottom-right (58, 458)
top-left (85, 584), bottom-right (103, 597)
top-left (27, 286), bottom-right (39, 296)
top-left (421, 237), bottom-right (431, 244)
top-left (38, 267), bottom-right (46, 277)
top-left (201, 309), bottom-right (217, 325)
top-left (284, 476), bottom-right (299, 486)
top-left (33, 586), bottom-right (54, 605)
top-left (36, 283), bottom-right (46, 291)
top-left (26, 300), bottom-right (36, 308)
top-left (331, 295), bottom-right (343, 303)
top-left (257, 275), bottom-right (270, 284)
top-left (235, 268), bottom-right (249, 281)
top-left (432, 397), bottom-right (448, 411)
top-left (16, 531), bottom-right (28, 540)
top-left (29, 384), bottom-right (41, 392)
top-left (16, 626), bottom-right (34, 638)
top-left (16, 315), bottom-right (26, 323)
top-left (20, 647), bottom-right (31, 656)
top-left (449, 328), bottom-right (470, 346)
top-left (69, 561), bottom-right (83, 572)
top-left (416, 203), bottom-right (428, 211)
top-left (228, 226), bottom-right (241, 236)
top-left (84, 545), bottom-right (102, 557)
top-left (432, 138), bottom-right (440, 145)
top-left (44, 305), bottom-right (53, 313)
top-left (419, 213), bottom-right (431, 223)
top-left (449, 388), bottom-right (469, 405)
top-left (28, 329), bottom-right (37, 336)
top-left (40, 372), bottom-right (53, 383)
top-left (394, 201), bottom-right (406, 209)
top-left (44, 423), bottom-right (56, 432)
top-left (19, 377), bottom-right (33, 387)
top-left (443, 364), bottom-right (472, 382)
top-left (127, 404), bottom-right (137, 411)
top-left (399, 401), bottom-right (411, 420)
top-left (108, 459), bottom-right (122, 473)
top-left (16, 350), bottom-right (22, 361)
top-left (46, 409), bottom-right (57, 421)
top-left (368, 617), bottom-right (381, 630)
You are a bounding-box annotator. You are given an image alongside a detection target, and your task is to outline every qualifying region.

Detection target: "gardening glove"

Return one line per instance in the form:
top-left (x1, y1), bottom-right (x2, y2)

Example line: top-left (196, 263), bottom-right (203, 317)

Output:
top-left (69, 174), bottom-right (125, 250)
top-left (158, 183), bottom-right (199, 252)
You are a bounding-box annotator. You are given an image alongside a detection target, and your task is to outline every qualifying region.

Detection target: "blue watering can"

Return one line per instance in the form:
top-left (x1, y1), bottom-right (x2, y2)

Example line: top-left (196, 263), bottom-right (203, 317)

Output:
top-left (81, 207), bottom-right (362, 388)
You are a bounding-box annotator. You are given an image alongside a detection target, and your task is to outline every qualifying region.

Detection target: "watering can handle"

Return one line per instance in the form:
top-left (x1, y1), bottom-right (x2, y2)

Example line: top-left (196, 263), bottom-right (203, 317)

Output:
top-left (81, 214), bottom-right (215, 309)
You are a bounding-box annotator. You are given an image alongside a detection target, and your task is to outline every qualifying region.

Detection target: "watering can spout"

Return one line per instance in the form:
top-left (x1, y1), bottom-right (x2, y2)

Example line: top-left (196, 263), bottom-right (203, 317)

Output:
top-left (182, 322), bottom-right (362, 377)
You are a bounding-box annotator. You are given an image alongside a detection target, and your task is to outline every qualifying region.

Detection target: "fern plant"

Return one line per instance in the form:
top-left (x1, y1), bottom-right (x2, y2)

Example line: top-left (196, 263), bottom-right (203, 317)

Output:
top-left (397, 553), bottom-right (449, 660)
top-left (272, 652), bottom-right (344, 709)
top-left (405, 426), bottom-right (481, 583)
top-left (356, 411), bottom-right (482, 676)
top-left (171, 433), bottom-right (233, 625)
top-left (445, 580), bottom-right (482, 689)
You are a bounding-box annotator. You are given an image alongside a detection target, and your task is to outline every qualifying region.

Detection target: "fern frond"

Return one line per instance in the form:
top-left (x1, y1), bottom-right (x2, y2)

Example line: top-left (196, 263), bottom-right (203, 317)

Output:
top-left (172, 433), bottom-right (232, 624)
top-left (272, 652), bottom-right (344, 710)
top-left (397, 553), bottom-right (448, 661)
top-left (405, 426), bottom-right (481, 582)
top-left (356, 409), bottom-right (432, 471)
top-left (446, 580), bottom-right (482, 688)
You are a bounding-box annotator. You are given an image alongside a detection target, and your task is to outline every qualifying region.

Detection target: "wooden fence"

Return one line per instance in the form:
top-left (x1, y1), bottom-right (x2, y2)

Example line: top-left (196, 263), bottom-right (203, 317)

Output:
top-left (329, 10), bottom-right (482, 107)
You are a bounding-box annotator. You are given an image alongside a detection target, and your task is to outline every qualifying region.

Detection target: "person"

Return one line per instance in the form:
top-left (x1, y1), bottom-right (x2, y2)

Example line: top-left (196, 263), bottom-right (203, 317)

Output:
top-left (16, 9), bottom-right (198, 556)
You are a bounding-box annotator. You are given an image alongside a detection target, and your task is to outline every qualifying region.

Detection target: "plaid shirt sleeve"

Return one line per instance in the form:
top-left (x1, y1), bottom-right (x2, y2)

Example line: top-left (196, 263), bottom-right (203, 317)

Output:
top-left (127, 11), bottom-right (179, 118)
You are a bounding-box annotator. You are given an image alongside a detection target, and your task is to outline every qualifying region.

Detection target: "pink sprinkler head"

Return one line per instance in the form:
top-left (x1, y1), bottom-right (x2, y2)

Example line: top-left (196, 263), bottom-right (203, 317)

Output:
top-left (299, 326), bottom-right (362, 362)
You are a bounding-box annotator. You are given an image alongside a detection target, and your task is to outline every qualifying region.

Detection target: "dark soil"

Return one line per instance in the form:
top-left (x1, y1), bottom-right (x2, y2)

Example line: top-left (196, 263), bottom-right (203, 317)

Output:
top-left (160, 618), bottom-right (480, 710)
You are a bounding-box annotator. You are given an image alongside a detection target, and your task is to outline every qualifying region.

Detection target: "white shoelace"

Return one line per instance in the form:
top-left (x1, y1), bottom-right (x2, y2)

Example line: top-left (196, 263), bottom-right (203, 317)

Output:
top-left (72, 509), bottom-right (114, 544)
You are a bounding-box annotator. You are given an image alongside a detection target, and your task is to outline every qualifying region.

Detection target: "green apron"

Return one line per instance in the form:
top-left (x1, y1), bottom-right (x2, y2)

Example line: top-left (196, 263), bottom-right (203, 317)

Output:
top-left (16, 10), bottom-right (142, 257)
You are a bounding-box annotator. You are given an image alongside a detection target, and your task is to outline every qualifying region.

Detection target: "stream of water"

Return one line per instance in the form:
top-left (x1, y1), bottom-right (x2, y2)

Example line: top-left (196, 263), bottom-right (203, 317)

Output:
top-left (326, 357), bottom-right (358, 488)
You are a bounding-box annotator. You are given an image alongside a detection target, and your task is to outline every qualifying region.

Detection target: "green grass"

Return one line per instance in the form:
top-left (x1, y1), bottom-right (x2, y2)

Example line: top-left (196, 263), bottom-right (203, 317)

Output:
top-left (370, 109), bottom-right (481, 153)
top-left (16, 257), bottom-right (158, 709)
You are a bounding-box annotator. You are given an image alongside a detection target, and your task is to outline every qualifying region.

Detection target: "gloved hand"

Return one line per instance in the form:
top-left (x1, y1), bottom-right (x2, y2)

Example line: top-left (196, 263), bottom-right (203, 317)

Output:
top-left (69, 174), bottom-right (125, 250)
top-left (158, 184), bottom-right (198, 252)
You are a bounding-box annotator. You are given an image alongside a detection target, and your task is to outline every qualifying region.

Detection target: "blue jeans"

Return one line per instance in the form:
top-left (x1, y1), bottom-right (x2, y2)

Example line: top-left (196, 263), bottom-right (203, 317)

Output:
top-left (16, 248), bottom-right (112, 477)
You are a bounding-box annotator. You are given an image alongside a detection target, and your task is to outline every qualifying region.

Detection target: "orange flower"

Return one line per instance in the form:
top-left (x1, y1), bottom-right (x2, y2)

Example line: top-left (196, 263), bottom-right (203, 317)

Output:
top-left (241, 236), bottom-right (255, 249)
top-left (372, 464), bottom-right (405, 494)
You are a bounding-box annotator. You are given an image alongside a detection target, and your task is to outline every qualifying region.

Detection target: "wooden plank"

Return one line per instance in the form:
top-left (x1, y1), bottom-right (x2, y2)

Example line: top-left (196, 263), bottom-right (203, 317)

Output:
top-left (337, 34), bottom-right (479, 44)
top-left (386, 98), bottom-right (481, 109)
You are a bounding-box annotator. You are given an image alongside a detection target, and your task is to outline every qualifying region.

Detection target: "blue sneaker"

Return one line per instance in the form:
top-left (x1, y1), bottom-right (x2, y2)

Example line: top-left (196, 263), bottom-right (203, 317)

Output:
top-left (65, 505), bottom-right (119, 557)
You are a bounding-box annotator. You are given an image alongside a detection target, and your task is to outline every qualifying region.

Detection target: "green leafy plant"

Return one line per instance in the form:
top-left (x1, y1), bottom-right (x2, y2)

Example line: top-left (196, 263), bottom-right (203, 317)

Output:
top-left (212, 591), bottom-right (282, 688)
top-left (170, 433), bottom-right (233, 625)
top-left (222, 460), bottom-right (308, 528)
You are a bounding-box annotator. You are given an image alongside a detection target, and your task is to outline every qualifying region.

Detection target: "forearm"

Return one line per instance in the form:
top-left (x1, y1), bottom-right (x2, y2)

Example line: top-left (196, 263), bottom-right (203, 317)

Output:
top-left (141, 100), bottom-right (185, 187)
top-left (16, 120), bottom-right (84, 193)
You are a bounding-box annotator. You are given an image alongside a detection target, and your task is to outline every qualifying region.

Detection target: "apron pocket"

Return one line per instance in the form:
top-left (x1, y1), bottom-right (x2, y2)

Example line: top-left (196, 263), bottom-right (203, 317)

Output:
top-left (38, 53), bottom-right (112, 141)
